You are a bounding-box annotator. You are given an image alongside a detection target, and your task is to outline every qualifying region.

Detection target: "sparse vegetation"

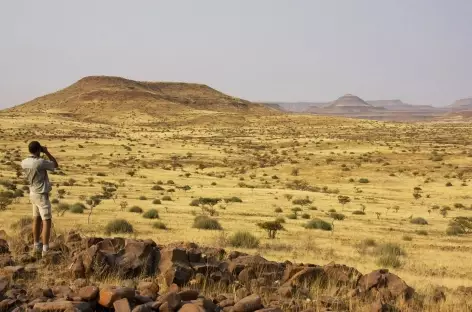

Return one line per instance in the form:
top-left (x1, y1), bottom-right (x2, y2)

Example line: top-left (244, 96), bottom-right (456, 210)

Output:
top-left (192, 215), bottom-right (222, 230)
top-left (105, 219), bottom-right (134, 235)
top-left (304, 218), bottom-right (332, 231)
top-left (143, 209), bottom-right (159, 219)
top-left (228, 231), bottom-right (260, 248)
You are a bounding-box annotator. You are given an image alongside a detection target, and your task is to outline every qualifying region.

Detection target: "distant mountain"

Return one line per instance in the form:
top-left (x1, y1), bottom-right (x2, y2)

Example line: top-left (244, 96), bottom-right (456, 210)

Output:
top-left (367, 100), bottom-right (441, 112)
top-left (449, 98), bottom-right (472, 111)
top-left (265, 102), bottom-right (326, 113)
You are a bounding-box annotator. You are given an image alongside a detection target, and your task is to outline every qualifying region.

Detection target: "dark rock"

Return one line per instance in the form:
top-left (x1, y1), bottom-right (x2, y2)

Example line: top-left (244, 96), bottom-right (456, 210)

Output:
top-left (0, 239), bottom-right (9, 254)
top-left (0, 298), bottom-right (17, 312)
top-left (178, 290), bottom-right (199, 301)
top-left (283, 266), bottom-right (326, 287)
top-left (0, 254), bottom-right (14, 268)
top-left (137, 281), bottom-right (159, 300)
top-left (3, 266), bottom-right (25, 279)
top-left (135, 295), bottom-right (153, 304)
top-left (0, 277), bottom-right (9, 296)
top-left (163, 265), bottom-right (193, 287)
top-left (157, 292), bottom-right (181, 311)
top-left (132, 303), bottom-right (153, 312)
top-left (323, 262), bottom-right (362, 287)
top-left (52, 286), bottom-right (73, 298)
top-left (218, 299), bottom-right (235, 308)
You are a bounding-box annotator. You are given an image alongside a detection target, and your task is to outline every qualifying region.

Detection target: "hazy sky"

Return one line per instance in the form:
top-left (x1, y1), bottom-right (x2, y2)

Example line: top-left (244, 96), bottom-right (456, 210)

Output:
top-left (1, 1), bottom-right (471, 108)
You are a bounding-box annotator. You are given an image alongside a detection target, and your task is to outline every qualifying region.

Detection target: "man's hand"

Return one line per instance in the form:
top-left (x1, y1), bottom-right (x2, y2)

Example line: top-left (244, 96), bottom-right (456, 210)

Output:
top-left (41, 146), bottom-right (48, 153)
top-left (41, 146), bottom-right (58, 169)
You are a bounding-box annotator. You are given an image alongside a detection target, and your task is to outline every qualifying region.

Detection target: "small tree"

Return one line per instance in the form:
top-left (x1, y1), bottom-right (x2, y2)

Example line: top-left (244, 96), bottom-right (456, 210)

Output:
top-left (87, 196), bottom-right (101, 224)
top-left (257, 221), bottom-right (285, 239)
top-left (120, 200), bottom-right (128, 211)
top-left (375, 212), bottom-right (381, 219)
top-left (57, 189), bottom-right (66, 199)
top-left (338, 195), bottom-right (351, 210)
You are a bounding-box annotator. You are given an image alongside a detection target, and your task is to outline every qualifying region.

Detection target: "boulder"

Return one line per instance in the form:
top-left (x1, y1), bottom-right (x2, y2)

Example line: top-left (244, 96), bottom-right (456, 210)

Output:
top-left (356, 269), bottom-right (415, 304)
top-left (284, 266), bottom-right (326, 287)
top-left (132, 303), bottom-right (153, 312)
top-left (163, 265), bottom-right (193, 287)
top-left (233, 294), bottom-right (263, 312)
top-left (157, 292), bottom-right (181, 311)
top-left (323, 262), bottom-right (362, 287)
top-left (177, 290), bottom-right (199, 301)
top-left (137, 281), bottom-right (159, 300)
top-left (98, 286), bottom-right (135, 308)
top-left (117, 240), bottom-right (160, 278)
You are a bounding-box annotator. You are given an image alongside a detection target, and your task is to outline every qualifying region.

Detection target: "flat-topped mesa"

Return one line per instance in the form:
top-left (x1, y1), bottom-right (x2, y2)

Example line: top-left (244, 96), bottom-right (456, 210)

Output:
top-left (6, 75), bottom-right (275, 122)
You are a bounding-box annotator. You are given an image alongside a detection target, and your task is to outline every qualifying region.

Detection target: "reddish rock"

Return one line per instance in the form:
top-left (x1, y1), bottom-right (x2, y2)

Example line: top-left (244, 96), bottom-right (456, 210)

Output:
top-left (52, 286), bottom-right (73, 298)
top-left (3, 266), bottom-right (25, 279)
top-left (233, 294), bottom-right (263, 312)
top-left (98, 286), bottom-right (135, 308)
top-left (323, 262), bottom-right (362, 287)
top-left (0, 276), bottom-right (9, 295)
top-left (356, 269), bottom-right (415, 303)
top-left (178, 303), bottom-right (205, 312)
top-left (33, 301), bottom-right (91, 312)
top-left (157, 292), bottom-right (181, 311)
top-left (132, 303), bottom-right (153, 312)
top-left (78, 286), bottom-right (99, 301)
top-left (218, 299), bottom-right (235, 308)
top-left (0, 299), bottom-right (16, 312)
top-left (113, 298), bottom-right (131, 312)
top-left (167, 283), bottom-right (181, 294)
top-left (137, 281), bottom-right (159, 300)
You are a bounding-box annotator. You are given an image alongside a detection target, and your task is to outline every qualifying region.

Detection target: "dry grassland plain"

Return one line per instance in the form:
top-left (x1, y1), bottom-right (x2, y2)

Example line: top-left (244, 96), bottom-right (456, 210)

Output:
top-left (1, 111), bottom-right (472, 299)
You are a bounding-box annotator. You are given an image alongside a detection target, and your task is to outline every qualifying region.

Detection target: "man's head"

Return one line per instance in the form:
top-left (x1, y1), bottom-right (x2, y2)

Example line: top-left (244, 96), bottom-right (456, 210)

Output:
top-left (28, 141), bottom-right (42, 156)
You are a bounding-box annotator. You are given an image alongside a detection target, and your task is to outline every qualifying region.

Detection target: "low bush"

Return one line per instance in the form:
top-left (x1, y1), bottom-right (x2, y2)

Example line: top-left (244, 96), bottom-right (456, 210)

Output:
top-left (139, 196), bottom-right (147, 200)
top-left (162, 195), bottom-right (172, 201)
top-left (358, 178), bottom-right (370, 183)
top-left (152, 199), bottom-right (161, 205)
top-left (287, 213), bottom-right (297, 220)
top-left (416, 230), bottom-right (428, 236)
top-left (301, 213), bottom-right (310, 219)
top-left (193, 216), bottom-right (222, 230)
top-left (375, 243), bottom-right (405, 268)
top-left (224, 196), bottom-right (243, 203)
top-left (275, 217), bottom-right (286, 224)
top-left (69, 203), bottom-right (85, 214)
top-left (402, 235), bottom-right (413, 241)
top-left (129, 206), bottom-right (143, 213)
top-left (329, 212), bottom-right (346, 220)
top-left (274, 207), bottom-right (283, 213)
top-left (304, 218), bottom-right (332, 231)
top-left (228, 231), bottom-right (260, 248)
top-left (105, 219), bottom-right (134, 235)
top-left (143, 209), bottom-right (159, 219)
top-left (152, 221), bottom-right (167, 230)
top-left (352, 210), bottom-right (365, 215)
top-left (410, 217), bottom-right (428, 225)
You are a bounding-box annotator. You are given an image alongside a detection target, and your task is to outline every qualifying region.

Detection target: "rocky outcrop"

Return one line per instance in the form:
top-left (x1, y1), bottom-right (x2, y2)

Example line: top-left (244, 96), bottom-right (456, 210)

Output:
top-left (0, 231), bottom-right (420, 312)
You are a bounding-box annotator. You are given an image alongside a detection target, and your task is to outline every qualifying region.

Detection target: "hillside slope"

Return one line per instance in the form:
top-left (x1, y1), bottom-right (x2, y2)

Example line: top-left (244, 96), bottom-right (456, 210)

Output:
top-left (7, 76), bottom-right (273, 122)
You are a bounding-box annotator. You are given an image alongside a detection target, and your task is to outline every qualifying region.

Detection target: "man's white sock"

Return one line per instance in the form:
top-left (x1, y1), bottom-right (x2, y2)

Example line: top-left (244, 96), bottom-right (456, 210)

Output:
top-left (42, 244), bottom-right (49, 252)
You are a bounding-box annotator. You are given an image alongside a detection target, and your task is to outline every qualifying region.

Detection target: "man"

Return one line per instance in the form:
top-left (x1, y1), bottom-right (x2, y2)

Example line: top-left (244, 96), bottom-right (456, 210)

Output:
top-left (21, 141), bottom-right (58, 257)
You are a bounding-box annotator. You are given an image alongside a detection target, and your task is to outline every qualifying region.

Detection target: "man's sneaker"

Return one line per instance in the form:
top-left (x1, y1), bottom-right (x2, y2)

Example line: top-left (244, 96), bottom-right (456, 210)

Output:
top-left (41, 250), bottom-right (49, 257)
top-left (32, 246), bottom-right (42, 257)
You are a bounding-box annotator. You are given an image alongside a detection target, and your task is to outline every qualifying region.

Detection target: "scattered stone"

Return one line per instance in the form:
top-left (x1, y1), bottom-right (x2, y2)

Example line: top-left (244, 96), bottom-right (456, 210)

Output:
top-left (177, 289), bottom-right (199, 301)
top-left (33, 301), bottom-right (91, 312)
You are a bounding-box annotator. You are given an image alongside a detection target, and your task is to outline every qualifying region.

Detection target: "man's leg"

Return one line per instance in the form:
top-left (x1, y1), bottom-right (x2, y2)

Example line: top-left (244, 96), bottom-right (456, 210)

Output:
top-left (31, 198), bottom-right (42, 253)
top-left (38, 193), bottom-right (52, 256)
top-left (42, 219), bottom-right (51, 250)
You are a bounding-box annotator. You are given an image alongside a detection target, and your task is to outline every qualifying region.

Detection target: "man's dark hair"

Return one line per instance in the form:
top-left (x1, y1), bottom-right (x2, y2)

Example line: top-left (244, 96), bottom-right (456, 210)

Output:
top-left (28, 141), bottom-right (42, 154)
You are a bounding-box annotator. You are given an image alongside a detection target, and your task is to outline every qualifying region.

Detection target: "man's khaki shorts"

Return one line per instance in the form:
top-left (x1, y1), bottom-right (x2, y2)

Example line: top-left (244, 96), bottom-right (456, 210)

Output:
top-left (30, 193), bottom-right (52, 220)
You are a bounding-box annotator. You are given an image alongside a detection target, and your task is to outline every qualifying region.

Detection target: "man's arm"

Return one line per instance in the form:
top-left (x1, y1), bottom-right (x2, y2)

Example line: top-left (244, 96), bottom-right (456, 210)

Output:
top-left (42, 146), bottom-right (59, 169)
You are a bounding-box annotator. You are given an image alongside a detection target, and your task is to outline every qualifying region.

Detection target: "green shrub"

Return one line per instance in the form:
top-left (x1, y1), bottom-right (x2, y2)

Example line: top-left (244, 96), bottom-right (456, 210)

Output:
top-left (275, 217), bottom-right (286, 224)
top-left (152, 221), bottom-right (167, 230)
top-left (358, 178), bottom-right (370, 183)
top-left (224, 196), bottom-right (243, 203)
top-left (139, 196), bottom-right (147, 200)
top-left (287, 213), bottom-right (297, 220)
top-left (375, 243), bottom-right (405, 268)
top-left (416, 230), bottom-right (428, 236)
top-left (304, 218), bottom-right (332, 231)
top-left (308, 206), bottom-right (318, 211)
top-left (51, 198), bottom-right (59, 204)
top-left (358, 238), bottom-right (377, 248)
top-left (11, 217), bottom-right (33, 229)
top-left (274, 207), bottom-right (283, 213)
top-left (352, 210), bottom-right (365, 215)
top-left (228, 231), bottom-right (260, 248)
top-left (129, 206), bottom-right (143, 213)
top-left (192, 216), bottom-right (222, 230)
top-left (329, 212), bottom-right (346, 220)
top-left (446, 224), bottom-right (465, 236)
top-left (292, 198), bottom-right (312, 206)
top-left (328, 208), bottom-right (336, 213)
top-left (402, 235), bottom-right (413, 241)
top-left (151, 185), bottom-right (164, 191)
top-left (105, 219), bottom-right (134, 235)
top-left (152, 199), bottom-right (161, 205)
top-left (410, 217), bottom-right (428, 225)
top-left (69, 203), bottom-right (85, 214)
top-left (143, 209), bottom-right (159, 219)
top-left (301, 213), bottom-right (310, 219)
top-left (162, 195), bottom-right (172, 201)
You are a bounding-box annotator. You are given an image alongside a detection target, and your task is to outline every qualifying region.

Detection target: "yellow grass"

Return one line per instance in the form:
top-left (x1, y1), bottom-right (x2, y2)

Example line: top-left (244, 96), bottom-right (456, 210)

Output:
top-left (1, 111), bottom-right (472, 298)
